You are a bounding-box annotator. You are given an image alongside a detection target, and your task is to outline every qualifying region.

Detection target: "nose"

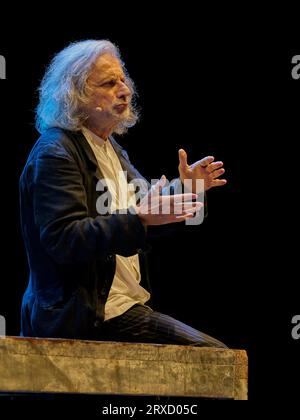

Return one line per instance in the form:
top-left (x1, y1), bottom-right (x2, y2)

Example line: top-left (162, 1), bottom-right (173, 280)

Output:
top-left (117, 80), bottom-right (131, 100)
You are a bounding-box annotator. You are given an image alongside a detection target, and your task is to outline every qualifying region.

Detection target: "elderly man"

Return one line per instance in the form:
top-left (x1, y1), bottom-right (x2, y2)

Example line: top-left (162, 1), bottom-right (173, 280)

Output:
top-left (20, 40), bottom-right (227, 347)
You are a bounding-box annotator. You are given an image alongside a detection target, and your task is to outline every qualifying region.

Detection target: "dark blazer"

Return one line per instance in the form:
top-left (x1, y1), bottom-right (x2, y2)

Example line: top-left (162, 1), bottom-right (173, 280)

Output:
top-left (20, 128), bottom-right (150, 339)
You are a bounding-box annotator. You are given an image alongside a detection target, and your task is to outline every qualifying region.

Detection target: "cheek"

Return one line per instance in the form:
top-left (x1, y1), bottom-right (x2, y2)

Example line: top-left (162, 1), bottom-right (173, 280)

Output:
top-left (86, 88), bottom-right (116, 109)
top-left (95, 94), bottom-right (114, 107)
top-left (91, 93), bottom-right (104, 105)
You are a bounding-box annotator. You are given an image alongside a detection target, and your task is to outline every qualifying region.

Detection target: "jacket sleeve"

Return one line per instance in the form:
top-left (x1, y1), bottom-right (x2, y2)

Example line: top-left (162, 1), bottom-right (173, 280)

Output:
top-left (29, 147), bottom-right (147, 264)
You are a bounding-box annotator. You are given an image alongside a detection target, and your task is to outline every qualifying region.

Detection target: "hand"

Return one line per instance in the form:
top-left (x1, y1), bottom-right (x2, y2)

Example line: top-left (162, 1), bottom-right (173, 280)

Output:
top-left (134, 176), bottom-right (203, 226)
top-left (178, 149), bottom-right (227, 192)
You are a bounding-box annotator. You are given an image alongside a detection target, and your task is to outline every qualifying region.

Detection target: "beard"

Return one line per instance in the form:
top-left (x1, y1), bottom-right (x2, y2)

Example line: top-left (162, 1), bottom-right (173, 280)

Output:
top-left (113, 104), bottom-right (139, 135)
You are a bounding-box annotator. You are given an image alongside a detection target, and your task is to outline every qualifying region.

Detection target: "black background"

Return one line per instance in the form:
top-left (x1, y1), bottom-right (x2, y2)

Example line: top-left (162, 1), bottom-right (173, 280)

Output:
top-left (0, 5), bottom-right (299, 405)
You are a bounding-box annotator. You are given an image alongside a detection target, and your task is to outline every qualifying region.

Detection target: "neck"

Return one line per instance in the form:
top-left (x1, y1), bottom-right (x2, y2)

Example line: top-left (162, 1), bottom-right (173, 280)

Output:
top-left (84, 121), bottom-right (116, 141)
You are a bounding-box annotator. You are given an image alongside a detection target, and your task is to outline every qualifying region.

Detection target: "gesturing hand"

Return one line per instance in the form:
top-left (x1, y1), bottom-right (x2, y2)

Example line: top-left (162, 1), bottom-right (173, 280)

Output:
top-left (178, 149), bottom-right (227, 193)
top-left (134, 175), bottom-right (203, 226)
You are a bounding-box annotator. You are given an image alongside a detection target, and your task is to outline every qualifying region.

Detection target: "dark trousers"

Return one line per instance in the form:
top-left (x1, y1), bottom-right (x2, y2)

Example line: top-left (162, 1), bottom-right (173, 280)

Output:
top-left (98, 304), bottom-right (227, 348)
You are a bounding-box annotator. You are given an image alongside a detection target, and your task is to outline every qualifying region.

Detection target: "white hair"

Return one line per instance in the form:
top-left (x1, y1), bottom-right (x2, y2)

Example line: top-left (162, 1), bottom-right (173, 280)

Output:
top-left (35, 40), bottom-right (139, 134)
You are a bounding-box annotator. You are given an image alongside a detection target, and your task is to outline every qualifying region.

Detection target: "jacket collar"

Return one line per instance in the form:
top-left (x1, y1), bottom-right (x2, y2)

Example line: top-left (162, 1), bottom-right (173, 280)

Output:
top-left (68, 130), bottom-right (98, 169)
top-left (66, 129), bottom-right (136, 183)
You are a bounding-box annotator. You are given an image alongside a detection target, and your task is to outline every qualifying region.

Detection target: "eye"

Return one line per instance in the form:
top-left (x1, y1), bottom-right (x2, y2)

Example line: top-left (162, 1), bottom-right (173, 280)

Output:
top-left (102, 79), bottom-right (117, 87)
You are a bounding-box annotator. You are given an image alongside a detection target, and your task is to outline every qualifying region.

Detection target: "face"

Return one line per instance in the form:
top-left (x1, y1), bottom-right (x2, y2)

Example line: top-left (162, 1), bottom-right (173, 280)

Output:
top-left (83, 53), bottom-right (132, 138)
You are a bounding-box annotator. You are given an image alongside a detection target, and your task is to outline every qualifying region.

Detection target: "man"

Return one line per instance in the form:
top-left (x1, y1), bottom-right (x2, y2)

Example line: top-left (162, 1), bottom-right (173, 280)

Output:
top-left (20, 40), bottom-right (227, 347)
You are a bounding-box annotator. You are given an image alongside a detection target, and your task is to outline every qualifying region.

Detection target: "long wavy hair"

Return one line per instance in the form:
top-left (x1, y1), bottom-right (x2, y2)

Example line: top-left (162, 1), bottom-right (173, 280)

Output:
top-left (35, 40), bottom-right (139, 134)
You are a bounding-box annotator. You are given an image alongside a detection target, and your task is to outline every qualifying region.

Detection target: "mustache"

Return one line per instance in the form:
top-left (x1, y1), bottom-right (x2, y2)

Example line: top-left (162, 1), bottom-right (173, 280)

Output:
top-left (114, 101), bottom-right (129, 106)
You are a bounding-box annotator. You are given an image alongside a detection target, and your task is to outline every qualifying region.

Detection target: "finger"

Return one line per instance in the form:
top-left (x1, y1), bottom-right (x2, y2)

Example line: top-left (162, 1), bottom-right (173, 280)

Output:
top-left (211, 179), bottom-right (227, 187)
top-left (151, 175), bottom-right (166, 195)
top-left (158, 198), bottom-right (202, 212)
top-left (174, 202), bottom-right (203, 214)
top-left (210, 168), bottom-right (225, 179)
top-left (174, 213), bottom-right (196, 222)
top-left (172, 193), bottom-right (198, 202)
top-left (178, 149), bottom-right (188, 169)
top-left (199, 156), bottom-right (214, 167)
top-left (182, 206), bottom-right (202, 215)
top-left (207, 161), bottom-right (223, 173)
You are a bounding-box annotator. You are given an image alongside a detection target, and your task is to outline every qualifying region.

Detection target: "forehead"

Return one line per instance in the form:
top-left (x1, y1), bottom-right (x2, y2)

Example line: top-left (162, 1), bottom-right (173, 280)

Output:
top-left (90, 53), bottom-right (124, 78)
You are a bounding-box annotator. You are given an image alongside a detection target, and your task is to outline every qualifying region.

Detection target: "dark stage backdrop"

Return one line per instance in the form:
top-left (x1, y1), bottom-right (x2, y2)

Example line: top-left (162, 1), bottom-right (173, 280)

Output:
top-left (0, 6), bottom-right (298, 403)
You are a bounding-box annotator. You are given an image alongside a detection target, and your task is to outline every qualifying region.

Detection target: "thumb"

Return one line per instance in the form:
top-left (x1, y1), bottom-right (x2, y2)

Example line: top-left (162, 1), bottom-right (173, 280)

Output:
top-left (178, 149), bottom-right (188, 169)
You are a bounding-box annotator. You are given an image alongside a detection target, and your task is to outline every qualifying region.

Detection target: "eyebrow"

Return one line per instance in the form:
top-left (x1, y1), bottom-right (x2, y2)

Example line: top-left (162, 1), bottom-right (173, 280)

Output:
top-left (96, 72), bottom-right (126, 84)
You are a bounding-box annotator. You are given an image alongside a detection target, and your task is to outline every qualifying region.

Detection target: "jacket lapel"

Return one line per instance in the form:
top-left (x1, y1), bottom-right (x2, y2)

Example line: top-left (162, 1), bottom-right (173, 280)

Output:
top-left (68, 130), bottom-right (103, 181)
top-left (109, 136), bottom-right (142, 183)
top-left (67, 129), bottom-right (147, 186)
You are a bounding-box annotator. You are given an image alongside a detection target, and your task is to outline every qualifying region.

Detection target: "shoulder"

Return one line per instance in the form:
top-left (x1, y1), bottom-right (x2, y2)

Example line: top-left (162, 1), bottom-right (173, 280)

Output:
top-left (20, 128), bottom-right (81, 186)
top-left (32, 128), bottom-right (78, 160)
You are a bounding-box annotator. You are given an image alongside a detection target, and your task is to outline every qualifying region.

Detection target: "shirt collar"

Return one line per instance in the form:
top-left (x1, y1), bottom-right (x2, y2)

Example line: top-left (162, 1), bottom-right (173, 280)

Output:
top-left (81, 126), bottom-right (107, 149)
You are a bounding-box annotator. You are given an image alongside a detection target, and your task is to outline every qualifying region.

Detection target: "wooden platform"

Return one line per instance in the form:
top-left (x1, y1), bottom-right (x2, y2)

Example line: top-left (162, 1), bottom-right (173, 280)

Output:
top-left (0, 337), bottom-right (248, 400)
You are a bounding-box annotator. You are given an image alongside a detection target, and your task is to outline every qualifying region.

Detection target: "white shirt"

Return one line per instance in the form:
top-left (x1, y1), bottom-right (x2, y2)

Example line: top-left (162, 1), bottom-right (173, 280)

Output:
top-left (82, 127), bottom-right (150, 321)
